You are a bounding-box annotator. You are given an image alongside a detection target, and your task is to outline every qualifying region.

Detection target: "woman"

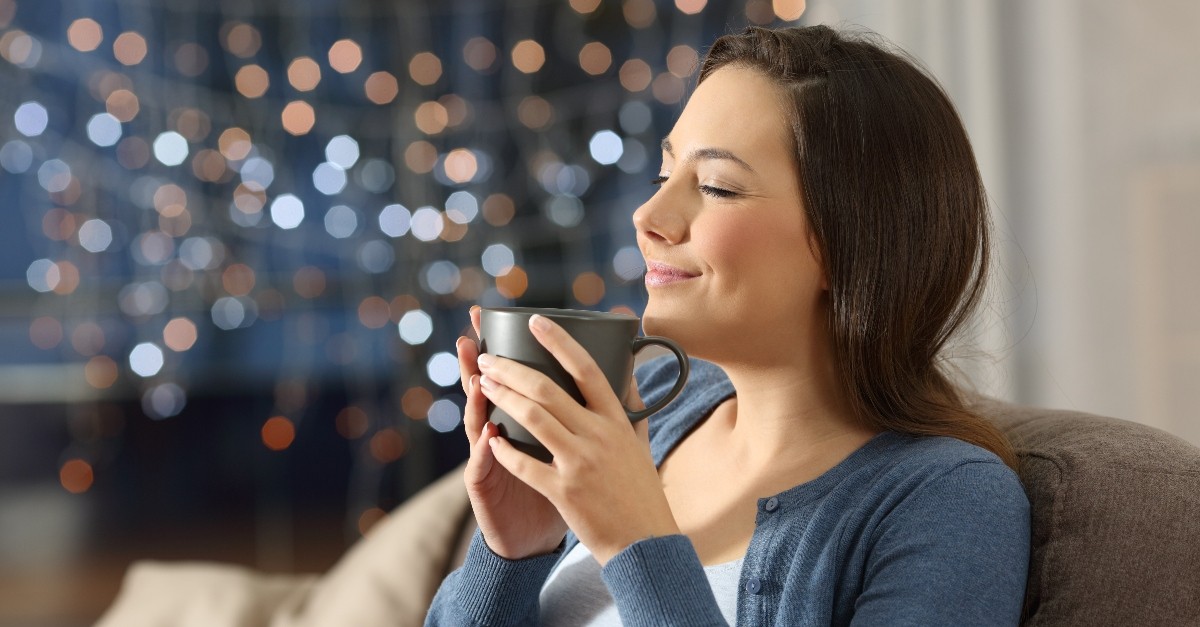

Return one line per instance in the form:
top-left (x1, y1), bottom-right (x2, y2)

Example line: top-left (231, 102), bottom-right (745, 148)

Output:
top-left (427, 25), bottom-right (1029, 626)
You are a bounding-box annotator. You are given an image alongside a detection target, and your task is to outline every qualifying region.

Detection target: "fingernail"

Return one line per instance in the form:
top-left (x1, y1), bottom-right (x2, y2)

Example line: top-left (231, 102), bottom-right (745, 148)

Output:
top-left (470, 305), bottom-right (481, 314)
top-left (481, 422), bottom-right (489, 440)
top-left (529, 314), bottom-right (551, 332)
top-left (479, 374), bottom-right (497, 390)
top-left (477, 353), bottom-right (495, 368)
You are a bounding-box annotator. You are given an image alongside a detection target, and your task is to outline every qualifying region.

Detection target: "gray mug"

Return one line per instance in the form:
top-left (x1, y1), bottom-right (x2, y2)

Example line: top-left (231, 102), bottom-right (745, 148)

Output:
top-left (479, 307), bottom-right (689, 462)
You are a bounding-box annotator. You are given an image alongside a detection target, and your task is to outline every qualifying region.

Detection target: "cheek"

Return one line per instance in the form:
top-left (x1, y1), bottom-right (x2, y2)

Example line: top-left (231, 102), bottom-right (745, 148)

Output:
top-left (699, 211), bottom-right (812, 283)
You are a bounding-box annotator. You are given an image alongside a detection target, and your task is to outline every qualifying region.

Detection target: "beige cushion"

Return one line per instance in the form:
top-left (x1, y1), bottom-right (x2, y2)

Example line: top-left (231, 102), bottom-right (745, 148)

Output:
top-left (974, 398), bottom-right (1200, 626)
top-left (95, 463), bottom-right (473, 627)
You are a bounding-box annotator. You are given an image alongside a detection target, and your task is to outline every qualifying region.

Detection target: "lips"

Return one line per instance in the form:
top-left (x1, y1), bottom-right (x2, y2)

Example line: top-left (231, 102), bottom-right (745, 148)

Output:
top-left (644, 260), bottom-right (700, 287)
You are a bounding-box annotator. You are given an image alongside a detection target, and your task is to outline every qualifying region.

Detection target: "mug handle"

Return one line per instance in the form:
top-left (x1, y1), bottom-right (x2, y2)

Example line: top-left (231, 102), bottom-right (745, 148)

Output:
top-left (626, 336), bottom-right (689, 422)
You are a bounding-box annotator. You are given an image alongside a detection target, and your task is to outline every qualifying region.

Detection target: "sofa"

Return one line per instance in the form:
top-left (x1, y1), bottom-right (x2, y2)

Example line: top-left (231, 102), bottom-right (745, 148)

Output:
top-left (95, 399), bottom-right (1200, 626)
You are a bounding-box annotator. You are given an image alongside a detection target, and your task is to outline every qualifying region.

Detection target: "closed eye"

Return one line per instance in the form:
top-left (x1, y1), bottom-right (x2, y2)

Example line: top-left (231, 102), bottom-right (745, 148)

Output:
top-left (651, 176), bottom-right (738, 199)
top-left (700, 185), bottom-right (737, 199)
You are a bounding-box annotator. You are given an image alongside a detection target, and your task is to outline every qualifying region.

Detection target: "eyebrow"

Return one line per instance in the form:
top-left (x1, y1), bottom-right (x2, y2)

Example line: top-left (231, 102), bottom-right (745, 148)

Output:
top-left (661, 137), bottom-right (755, 173)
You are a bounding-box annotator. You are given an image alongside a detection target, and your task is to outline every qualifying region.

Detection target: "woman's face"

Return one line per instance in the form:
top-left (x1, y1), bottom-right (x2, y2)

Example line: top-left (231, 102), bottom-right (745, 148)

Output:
top-left (634, 65), bottom-right (827, 362)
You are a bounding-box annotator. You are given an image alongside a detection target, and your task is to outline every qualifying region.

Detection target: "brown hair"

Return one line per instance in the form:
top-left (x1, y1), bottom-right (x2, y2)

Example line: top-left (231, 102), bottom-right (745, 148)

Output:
top-left (700, 25), bottom-right (1017, 469)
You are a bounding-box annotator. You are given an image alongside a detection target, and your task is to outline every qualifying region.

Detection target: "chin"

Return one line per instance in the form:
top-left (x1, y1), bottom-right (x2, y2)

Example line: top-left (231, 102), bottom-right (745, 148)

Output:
top-left (641, 306), bottom-right (705, 359)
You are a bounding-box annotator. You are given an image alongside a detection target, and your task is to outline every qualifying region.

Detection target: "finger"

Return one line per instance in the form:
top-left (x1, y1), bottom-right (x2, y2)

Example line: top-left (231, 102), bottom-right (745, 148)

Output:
top-left (463, 420), bottom-right (497, 488)
top-left (527, 315), bottom-right (623, 418)
top-left (470, 305), bottom-right (481, 340)
top-left (477, 353), bottom-right (584, 432)
top-left (488, 434), bottom-right (554, 495)
top-left (625, 375), bottom-right (645, 412)
top-left (479, 374), bottom-right (573, 452)
top-left (461, 374), bottom-right (488, 446)
top-left (456, 336), bottom-right (480, 396)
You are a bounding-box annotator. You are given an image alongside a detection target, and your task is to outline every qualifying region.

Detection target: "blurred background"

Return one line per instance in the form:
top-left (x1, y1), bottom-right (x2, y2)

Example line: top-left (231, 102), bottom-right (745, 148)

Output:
top-left (1, 0), bottom-right (1197, 625)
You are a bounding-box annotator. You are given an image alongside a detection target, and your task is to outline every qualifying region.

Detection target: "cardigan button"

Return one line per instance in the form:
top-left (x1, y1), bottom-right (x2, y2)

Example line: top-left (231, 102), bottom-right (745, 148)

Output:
top-left (745, 577), bottom-right (762, 594)
top-left (764, 497), bottom-right (779, 512)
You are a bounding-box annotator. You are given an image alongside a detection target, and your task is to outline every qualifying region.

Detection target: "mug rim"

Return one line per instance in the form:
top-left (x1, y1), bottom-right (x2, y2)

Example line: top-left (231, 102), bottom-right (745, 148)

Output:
top-left (481, 306), bottom-right (638, 322)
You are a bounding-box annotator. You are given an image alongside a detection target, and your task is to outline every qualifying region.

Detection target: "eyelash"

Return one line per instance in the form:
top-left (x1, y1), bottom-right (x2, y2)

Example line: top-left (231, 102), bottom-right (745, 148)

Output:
top-left (650, 176), bottom-right (738, 199)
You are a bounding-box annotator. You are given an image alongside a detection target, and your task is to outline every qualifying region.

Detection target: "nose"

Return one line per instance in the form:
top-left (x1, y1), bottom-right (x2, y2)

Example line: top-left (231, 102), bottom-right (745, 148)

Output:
top-left (632, 185), bottom-right (687, 245)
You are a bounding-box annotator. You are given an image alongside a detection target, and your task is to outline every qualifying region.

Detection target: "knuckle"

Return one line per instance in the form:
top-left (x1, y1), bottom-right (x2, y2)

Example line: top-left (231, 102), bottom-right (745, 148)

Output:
top-left (531, 377), bottom-right (558, 402)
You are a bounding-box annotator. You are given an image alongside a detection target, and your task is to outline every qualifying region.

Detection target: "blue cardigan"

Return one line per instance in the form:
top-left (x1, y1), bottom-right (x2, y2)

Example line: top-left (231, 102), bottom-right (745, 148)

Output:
top-left (426, 357), bottom-right (1030, 626)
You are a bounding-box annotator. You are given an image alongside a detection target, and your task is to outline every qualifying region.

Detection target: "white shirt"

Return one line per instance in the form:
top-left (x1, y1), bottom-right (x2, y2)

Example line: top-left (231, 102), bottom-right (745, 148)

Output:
top-left (540, 540), bottom-right (744, 626)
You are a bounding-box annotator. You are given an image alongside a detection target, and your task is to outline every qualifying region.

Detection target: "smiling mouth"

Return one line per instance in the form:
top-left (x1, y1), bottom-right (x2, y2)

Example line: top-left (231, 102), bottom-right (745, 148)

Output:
top-left (643, 261), bottom-right (700, 287)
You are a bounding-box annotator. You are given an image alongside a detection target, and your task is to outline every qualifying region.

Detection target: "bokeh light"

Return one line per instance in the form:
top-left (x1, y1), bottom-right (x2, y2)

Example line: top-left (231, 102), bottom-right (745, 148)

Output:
top-left (364, 71), bottom-right (399, 104)
top-left (573, 272), bottom-right (606, 305)
top-left (589, 130), bottom-right (624, 165)
top-left (143, 383), bottom-right (187, 419)
top-left (223, 23), bottom-right (261, 58)
top-left (163, 317), bottom-right (198, 351)
top-left (369, 428), bottom-right (406, 463)
top-left (84, 356), bottom-right (119, 389)
top-left (29, 316), bottom-right (63, 349)
top-left (335, 406), bottom-right (369, 439)
top-left (234, 64), bottom-right (270, 98)
top-left (153, 132), bottom-right (189, 166)
top-left (570, 0), bottom-right (602, 14)
top-left (427, 399), bottom-right (462, 433)
top-left (426, 352), bottom-right (460, 387)
top-left (78, 218), bottom-right (114, 252)
top-left (59, 459), bottom-right (94, 494)
top-left (774, 0), bottom-right (806, 21)
top-left (624, 0), bottom-right (657, 27)
top-left (579, 42), bottom-right (612, 75)
top-left (676, 0), bottom-right (708, 14)
top-left (270, 194), bottom-right (305, 229)
top-left (325, 135), bottom-right (360, 169)
top-left (288, 57), bottom-right (321, 91)
top-left (481, 244), bottom-right (515, 277)
top-left (619, 59), bottom-right (653, 92)
top-left (67, 18), bottom-right (103, 52)
top-left (414, 101), bottom-right (449, 135)
top-left (463, 37), bottom-right (497, 71)
top-left (398, 309), bottom-right (433, 345)
top-left (14, 101), bottom-right (48, 136)
top-left (324, 205), bottom-right (358, 238)
top-left (511, 39), bottom-right (545, 74)
top-left (87, 113), bottom-right (123, 147)
top-left (409, 52), bottom-right (442, 85)
top-left (281, 101), bottom-right (316, 135)
top-left (113, 31), bottom-right (147, 65)
top-left (378, 203), bottom-right (412, 237)
top-left (128, 342), bottom-right (165, 377)
top-left (261, 416), bottom-right (295, 451)
top-left (328, 39), bottom-right (363, 73)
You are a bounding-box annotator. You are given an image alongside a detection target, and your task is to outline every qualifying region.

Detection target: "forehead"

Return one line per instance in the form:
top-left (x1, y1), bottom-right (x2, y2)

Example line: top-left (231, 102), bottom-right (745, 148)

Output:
top-left (667, 65), bottom-right (793, 162)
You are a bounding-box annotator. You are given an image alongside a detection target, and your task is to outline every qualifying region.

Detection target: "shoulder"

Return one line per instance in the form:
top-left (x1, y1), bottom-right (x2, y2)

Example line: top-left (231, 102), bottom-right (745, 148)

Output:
top-left (864, 434), bottom-right (1030, 552)
top-left (847, 435), bottom-right (1030, 623)
top-left (872, 434), bottom-right (1028, 515)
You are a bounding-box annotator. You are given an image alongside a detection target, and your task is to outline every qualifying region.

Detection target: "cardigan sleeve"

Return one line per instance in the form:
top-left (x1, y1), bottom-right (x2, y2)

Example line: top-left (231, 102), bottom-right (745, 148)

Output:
top-left (424, 529), bottom-right (563, 627)
top-left (850, 460), bottom-right (1031, 626)
top-left (600, 534), bottom-right (729, 627)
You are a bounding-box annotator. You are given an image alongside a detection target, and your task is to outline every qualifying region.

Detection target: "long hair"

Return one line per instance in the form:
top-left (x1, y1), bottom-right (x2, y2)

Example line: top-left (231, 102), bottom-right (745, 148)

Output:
top-left (699, 25), bottom-right (1017, 470)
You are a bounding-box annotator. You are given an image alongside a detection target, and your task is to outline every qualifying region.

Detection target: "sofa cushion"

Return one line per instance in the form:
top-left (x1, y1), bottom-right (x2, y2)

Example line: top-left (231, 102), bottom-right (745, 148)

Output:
top-left (973, 398), bottom-right (1200, 626)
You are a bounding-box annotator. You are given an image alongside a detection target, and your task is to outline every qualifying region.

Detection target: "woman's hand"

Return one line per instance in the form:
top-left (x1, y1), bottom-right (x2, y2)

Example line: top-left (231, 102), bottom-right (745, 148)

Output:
top-left (477, 313), bottom-right (681, 565)
top-left (458, 306), bottom-right (567, 560)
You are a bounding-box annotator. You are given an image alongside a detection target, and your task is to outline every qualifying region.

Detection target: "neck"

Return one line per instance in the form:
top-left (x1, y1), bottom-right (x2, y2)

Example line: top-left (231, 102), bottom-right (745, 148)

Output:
top-left (698, 338), bottom-right (877, 471)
